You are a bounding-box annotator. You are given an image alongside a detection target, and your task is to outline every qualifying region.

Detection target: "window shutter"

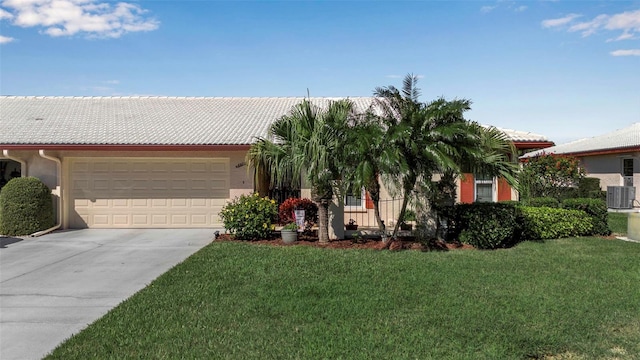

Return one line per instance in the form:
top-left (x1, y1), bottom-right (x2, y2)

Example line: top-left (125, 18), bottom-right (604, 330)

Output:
top-left (460, 173), bottom-right (474, 203)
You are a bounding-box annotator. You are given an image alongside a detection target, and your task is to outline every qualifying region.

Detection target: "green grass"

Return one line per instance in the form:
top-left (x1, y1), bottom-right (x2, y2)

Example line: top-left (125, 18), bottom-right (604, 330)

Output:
top-left (609, 212), bottom-right (629, 235)
top-left (47, 239), bottom-right (640, 360)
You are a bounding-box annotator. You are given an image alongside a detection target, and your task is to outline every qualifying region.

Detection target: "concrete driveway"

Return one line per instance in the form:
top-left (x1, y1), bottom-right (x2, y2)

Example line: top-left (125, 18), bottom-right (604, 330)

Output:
top-left (0, 229), bottom-right (215, 360)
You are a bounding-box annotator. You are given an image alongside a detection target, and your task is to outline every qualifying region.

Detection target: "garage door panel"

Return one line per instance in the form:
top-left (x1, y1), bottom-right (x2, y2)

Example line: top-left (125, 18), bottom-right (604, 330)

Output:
top-left (69, 158), bottom-right (229, 228)
top-left (113, 214), bottom-right (130, 225)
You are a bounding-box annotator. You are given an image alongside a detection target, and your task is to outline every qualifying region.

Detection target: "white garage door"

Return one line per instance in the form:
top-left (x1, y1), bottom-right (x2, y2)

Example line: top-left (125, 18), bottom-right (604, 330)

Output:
top-left (69, 158), bottom-right (229, 228)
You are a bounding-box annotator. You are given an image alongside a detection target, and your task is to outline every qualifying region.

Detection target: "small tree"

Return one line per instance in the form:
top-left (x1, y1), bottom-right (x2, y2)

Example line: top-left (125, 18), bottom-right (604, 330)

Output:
top-left (520, 154), bottom-right (585, 200)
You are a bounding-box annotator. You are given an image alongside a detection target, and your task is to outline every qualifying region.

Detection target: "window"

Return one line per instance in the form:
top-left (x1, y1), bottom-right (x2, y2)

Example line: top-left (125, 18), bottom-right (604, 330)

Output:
top-left (345, 188), bottom-right (366, 210)
top-left (623, 159), bottom-right (634, 177)
top-left (623, 158), bottom-right (634, 187)
top-left (475, 173), bottom-right (494, 202)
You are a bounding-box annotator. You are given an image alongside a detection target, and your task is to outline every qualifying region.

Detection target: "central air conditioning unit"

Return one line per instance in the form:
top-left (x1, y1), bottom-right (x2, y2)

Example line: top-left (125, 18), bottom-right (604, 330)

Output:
top-left (607, 186), bottom-right (636, 209)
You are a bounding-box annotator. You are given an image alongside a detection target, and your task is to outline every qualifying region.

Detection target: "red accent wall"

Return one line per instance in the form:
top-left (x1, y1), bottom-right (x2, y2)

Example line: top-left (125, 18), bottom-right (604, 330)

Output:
top-left (497, 177), bottom-right (512, 202)
top-left (460, 173), bottom-right (475, 204)
top-left (365, 192), bottom-right (374, 209)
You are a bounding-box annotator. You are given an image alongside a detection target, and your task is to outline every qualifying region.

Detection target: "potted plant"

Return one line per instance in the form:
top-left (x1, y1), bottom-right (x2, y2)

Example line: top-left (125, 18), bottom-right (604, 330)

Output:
top-left (281, 222), bottom-right (298, 244)
top-left (345, 219), bottom-right (358, 231)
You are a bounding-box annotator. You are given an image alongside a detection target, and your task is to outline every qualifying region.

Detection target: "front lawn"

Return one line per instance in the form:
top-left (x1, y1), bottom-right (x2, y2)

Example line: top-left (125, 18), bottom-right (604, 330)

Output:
top-left (609, 212), bottom-right (629, 235)
top-left (47, 238), bottom-right (640, 359)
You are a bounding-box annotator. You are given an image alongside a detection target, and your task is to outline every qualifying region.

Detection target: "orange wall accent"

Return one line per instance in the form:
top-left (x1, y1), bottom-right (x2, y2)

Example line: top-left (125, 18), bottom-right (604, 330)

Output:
top-left (497, 177), bottom-right (512, 202)
top-left (460, 173), bottom-right (475, 203)
top-left (365, 192), bottom-right (374, 209)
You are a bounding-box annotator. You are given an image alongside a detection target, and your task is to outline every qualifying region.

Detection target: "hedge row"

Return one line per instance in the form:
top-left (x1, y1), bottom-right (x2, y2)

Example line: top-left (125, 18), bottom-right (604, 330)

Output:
top-left (441, 198), bottom-right (609, 249)
top-left (518, 206), bottom-right (593, 240)
top-left (525, 197), bottom-right (610, 236)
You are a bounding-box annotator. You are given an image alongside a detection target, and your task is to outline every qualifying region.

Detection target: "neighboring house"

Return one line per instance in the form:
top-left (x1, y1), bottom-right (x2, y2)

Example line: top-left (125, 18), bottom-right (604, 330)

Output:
top-left (521, 122), bottom-right (640, 206)
top-left (0, 96), bottom-right (553, 232)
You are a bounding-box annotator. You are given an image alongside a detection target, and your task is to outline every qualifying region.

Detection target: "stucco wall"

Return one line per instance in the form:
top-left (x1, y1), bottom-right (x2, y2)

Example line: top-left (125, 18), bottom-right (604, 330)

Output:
top-left (580, 154), bottom-right (639, 189)
top-left (580, 153), bottom-right (640, 204)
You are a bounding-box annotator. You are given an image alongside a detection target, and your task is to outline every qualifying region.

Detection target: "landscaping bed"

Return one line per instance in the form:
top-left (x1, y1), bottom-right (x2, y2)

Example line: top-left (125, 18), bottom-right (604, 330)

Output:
top-left (216, 233), bottom-right (475, 251)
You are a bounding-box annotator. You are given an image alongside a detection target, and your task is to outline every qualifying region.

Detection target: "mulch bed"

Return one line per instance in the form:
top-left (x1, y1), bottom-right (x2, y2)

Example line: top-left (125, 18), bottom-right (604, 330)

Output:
top-left (215, 233), bottom-right (474, 251)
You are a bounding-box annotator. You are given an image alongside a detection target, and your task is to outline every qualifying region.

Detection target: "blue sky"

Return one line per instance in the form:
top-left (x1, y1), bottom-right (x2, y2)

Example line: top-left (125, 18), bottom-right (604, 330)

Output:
top-left (1, 0), bottom-right (639, 144)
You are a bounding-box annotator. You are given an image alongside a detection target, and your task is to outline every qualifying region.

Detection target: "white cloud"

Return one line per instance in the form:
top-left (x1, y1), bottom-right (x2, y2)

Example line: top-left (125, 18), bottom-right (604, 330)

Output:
top-left (610, 49), bottom-right (640, 56)
top-left (104, 79), bottom-right (119, 84)
top-left (544, 9), bottom-right (640, 40)
top-left (0, 7), bottom-right (12, 19)
top-left (0, 34), bottom-right (15, 43)
top-left (515, 6), bottom-right (527, 13)
top-left (481, 6), bottom-right (496, 14)
top-left (541, 13), bottom-right (581, 28)
top-left (0, 0), bottom-right (159, 38)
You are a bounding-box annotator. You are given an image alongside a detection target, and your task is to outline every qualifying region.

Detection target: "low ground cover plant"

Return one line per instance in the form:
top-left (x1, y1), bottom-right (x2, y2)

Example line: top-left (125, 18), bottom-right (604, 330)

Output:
top-left (0, 177), bottom-right (55, 236)
top-left (218, 193), bottom-right (278, 240)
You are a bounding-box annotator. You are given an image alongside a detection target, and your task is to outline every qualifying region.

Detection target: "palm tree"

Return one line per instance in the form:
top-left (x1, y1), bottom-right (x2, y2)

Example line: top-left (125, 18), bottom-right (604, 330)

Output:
top-left (247, 98), bottom-right (356, 244)
top-left (341, 112), bottom-right (393, 241)
top-left (374, 74), bottom-right (519, 241)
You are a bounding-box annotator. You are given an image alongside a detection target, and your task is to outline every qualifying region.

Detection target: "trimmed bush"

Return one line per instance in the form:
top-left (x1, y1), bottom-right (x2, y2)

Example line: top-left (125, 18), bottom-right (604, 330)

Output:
top-left (519, 206), bottom-right (593, 240)
top-left (0, 177), bottom-right (55, 236)
top-left (526, 197), bottom-right (560, 208)
top-left (588, 190), bottom-right (606, 200)
top-left (445, 203), bottom-right (519, 249)
top-left (562, 198), bottom-right (610, 236)
top-left (219, 193), bottom-right (278, 240)
top-left (578, 177), bottom-right (602, 198)
top-left (278, 197), bottom-right (318, 230)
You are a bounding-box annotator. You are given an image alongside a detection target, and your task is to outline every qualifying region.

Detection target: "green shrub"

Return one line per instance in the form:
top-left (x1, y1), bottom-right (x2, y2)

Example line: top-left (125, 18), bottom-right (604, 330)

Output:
top-left (219, 193), bottom-right (278, 240)
top-left (588, 190), bottom-right (606, 200)
top-left (562, 198), bottom-right (610, 236)
top-left (526, 197), bottom-right (560, 208)
top-left (445, 203), bottom-right (519, 249)
top-left (518, 206), bottom-right (593, 240)
top-left (0, 177), bottom-right (55, 236)
top-left (578, 177), bottom-right (602, 198)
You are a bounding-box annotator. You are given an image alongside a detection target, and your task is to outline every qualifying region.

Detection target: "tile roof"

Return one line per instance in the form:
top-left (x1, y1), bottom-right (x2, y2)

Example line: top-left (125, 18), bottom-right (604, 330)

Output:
top-left (483, 125), bottom-right (550, 143)
top-left (0, 96), bottom-right (381, 146)
top-left (0, 96), bottom-right (550, 147)
top-left (521, 123), bottom-right (640, 158)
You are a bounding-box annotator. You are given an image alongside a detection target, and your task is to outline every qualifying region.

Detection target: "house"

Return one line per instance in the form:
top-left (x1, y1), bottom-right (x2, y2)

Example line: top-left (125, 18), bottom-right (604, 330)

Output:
top-left (521, 122), bottom-right (640, 206)
top-left (1, 96), bottom-right (552, 232)
top-left (0, 96), bottom-right (375, 230)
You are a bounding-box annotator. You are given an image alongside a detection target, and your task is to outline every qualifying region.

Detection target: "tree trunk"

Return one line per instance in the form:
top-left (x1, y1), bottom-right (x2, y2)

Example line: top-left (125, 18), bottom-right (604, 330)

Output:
top-left (317, 199), bottom-right (330, 244)
top-left (255, 165), bottom-right (271, 197)
top-left (389, 194), bottom-right (411, 242)
top-left (415, 200), bottom-right (438, 241)
top-left (388, 173), bottom-right (417, 242)
top-left (311, 185), bottom-right (333, 244)
top-left (366, 176), bottom-right (387, 243)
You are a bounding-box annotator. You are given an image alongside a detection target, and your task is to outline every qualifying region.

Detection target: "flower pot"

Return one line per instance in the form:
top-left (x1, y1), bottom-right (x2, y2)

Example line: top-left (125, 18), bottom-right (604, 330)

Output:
top-left (400, 223), bottom-right (413, 231)
top-left (281, 229), bottom-right (298, 244)
top-left (345, 224), bottom-right (358, 230)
